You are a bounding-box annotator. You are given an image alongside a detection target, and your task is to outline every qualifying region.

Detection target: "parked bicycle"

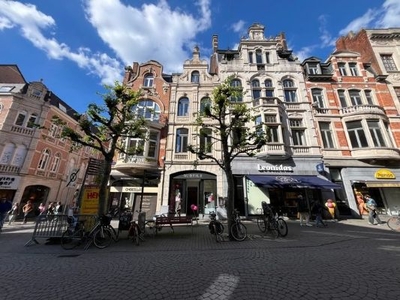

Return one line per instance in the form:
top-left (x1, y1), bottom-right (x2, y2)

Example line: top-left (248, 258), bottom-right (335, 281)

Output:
top-left (208, 212), bottom-right (224, 242)
top-left (387, 206), bottom-right (400, 232)
top-left (257, 201), bottom-right (288, 238)
top-left (61, 214), bottom-right (113, 250)
top-left (230, 209), bottom-right (247, 241)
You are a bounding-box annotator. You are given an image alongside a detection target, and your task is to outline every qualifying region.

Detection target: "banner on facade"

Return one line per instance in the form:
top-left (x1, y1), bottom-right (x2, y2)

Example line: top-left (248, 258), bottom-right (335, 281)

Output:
top-left (80, 185), bottom-right (100, 214)
top-left (0, 175), bottom-right (21, 190)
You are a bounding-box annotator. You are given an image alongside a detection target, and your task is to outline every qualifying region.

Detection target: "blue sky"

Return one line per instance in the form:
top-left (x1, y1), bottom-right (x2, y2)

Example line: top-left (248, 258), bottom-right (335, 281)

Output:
top-left (1, 0), bottom-right (400, 113)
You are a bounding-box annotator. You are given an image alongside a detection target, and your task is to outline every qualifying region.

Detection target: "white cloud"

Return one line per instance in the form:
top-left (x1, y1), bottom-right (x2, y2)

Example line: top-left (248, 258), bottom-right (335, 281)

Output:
top-left (377, 0), bottom-right (400, 27)
top-left (83, 0), bottom-right (212, 73)
top-left (231, 20), bottom-right (246, 34)
top-left (338, 8), bottom-right (378, 36)
top-left (0, 0), bottom-right (122, 85)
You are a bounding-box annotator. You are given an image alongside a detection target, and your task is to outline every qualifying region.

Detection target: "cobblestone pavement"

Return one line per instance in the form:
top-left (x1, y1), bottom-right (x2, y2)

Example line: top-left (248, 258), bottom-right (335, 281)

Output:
top-left (1, 217), bottom-right (400, 300)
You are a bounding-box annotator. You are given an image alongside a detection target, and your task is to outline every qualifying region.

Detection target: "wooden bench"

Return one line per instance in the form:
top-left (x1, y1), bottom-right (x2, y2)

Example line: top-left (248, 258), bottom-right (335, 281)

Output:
top-left (155, 216), bottom-right (193, 233)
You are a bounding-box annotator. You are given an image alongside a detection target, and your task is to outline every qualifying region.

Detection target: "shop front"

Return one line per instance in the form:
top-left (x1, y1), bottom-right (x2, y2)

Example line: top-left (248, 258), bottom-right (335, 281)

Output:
top-left (0, 174), bottom-right (20, 201)
top-left (339, 167), bottom-right (400, 216)
top-left (169, 171), bottom-right (217, 217)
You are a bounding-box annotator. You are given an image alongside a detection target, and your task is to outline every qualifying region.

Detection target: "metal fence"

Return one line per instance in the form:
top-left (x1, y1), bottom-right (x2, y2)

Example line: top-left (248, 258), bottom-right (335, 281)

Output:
top-left (25, 214), bottom-right (96, 247)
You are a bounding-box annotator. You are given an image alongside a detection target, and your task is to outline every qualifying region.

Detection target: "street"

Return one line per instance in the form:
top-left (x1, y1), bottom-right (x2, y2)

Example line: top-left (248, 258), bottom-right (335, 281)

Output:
top-left (1, 218), bottom-right (400, 300)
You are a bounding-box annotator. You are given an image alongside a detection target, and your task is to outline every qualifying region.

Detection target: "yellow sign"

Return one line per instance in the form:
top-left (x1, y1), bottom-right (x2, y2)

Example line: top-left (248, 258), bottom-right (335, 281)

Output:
top-left (80, 186), bottom-right (100, 214)
top-left (374, 169), bottom-right (396, 180)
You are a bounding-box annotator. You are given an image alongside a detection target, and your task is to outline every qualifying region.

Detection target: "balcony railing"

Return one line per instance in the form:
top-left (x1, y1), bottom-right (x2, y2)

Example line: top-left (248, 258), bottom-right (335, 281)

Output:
top-left (252, 97), bottom-right (282, 107)
top-left (340, 105), bottom-right (386, 116)
top-left (0, 164), bottom-right (20, 173)
top-left (10, 126), bottom-right (35, 136)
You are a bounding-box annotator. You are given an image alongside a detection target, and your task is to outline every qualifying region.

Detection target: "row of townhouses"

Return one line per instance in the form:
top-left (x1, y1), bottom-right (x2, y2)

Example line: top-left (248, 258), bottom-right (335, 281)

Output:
top-left (1, 23), bottom-right (400, 219)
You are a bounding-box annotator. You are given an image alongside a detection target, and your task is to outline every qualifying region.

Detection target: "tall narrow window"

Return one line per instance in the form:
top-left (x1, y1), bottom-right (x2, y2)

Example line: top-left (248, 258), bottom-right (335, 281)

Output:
top-left (26, 113), bottom-right (38, 128)
top-left (364, 90), bottom-right (374, 105)
top-left (143, 74), bottom-right (154, 87)
top-left (368, 120), bottom-right (386, 147)
top-left (15, 111), bottom-right (26, 126)
top-left (176, 128), bottom-right (188, 153)
top-left (268, 126), bottom-right (279, 143)
top-left (312, 89), bottom-right (325, 108)
top-left (11, 145), bottom-right (26, 167)
top-left (349, 62), bottom-right (359, 76)
top-left (349, 90), bottom-right (362, 106)
top-left (292, 130), bottom-right (305, 146)
top-left (200, 128), bottom-right (212, 153)
top-left (38, 149), bottom-right (51, 170)
top-left (191, 71), bottom-right (200, 83)
top-left (148, 131), bottom-right (159, 158)
top-left (230, 79), bottom-right (242, 102)
top-left (256, 49), bottom-right (263, 64)
top-left (319, 122), bottom-right (335, 148)
top-left (251, 79), bottom-right (261, 99)
top-left (338, 90), bottom-right (347, 107)
top-left (283, 79), bottom-right (297, 102)
top-left (347, 121), bottom-right (368, 148)
top-left (248, 52), bottom-right (253, 64)
top-left (338, 62), bottom-right (347, 76)
top-left (264, 79), bottom-right (274, 97)
top-left (200, 97), bottom-right (211, 115)
top-left (381, 54), bottom-right (398, 71)
top-left (0, 143), bottom-right (15, 164)
top-left (49, 124), bottom-right (58, 138)
top-left (177, 97), bottom-right (189, 116)
top-left (49, 153), bottom-right (61, 173)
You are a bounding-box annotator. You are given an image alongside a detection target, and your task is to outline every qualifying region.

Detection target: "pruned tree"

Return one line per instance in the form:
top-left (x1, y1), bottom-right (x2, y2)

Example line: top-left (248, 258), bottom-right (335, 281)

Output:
top-left (188, 76), bottom-right (268, 239)
top-left (50, 82), bottom-right (146, 214)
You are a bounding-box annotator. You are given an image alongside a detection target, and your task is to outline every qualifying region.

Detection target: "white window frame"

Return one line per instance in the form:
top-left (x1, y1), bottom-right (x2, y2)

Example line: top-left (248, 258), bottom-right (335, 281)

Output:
top-left (38, 149), bottom-right (51, 170)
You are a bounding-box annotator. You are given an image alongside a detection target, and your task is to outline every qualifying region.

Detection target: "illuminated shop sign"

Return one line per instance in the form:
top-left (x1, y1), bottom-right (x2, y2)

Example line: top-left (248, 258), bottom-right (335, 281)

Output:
top-left (257, 164), bottom-right (293, 172)
top-left (374, 169), bottom-right (396, 179)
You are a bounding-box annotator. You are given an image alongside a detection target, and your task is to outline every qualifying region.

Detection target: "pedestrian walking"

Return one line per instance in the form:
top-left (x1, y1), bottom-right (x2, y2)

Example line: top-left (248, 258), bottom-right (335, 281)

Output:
top-left (311, 200), bottom-right (327, 227)
top-left (22, 200), bottom-right (34, 224)
top-left (364, 195), bottom-right (382, 225)
top-left (0, 197), bottom-right (13, 232)
top-left (38, 202), bottom-right (46, 215)
top-left (8, 202), bottom-right (20, 225)
top-left (54, 201), bottom-right (63, 215)
top-left (297, 195), bottom-right (312, 227)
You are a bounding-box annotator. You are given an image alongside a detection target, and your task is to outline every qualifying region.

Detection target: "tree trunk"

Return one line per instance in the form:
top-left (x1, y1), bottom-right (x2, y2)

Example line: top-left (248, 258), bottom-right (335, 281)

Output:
top-left (98, 159), bottom-right (112, 215)
top-left (225, 165), bottom-right (236, 240)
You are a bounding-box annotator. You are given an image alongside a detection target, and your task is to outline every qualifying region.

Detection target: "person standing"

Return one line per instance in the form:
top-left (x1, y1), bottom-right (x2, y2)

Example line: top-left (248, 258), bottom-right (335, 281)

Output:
top-left (38, 203), bottom-right (46, 215)
top-left (22, 200), bottom-right (34, 224)
top-left (311, 200), bottom-right (327, 227)
top-left (356, 193), bottom-right (367, 217)
top-left (365, 195), bottom-right (382, 225)
top-left (8, 202), bottom-right (19, 225)
top-left (325, 199), bottom-right (337, 220)
top-left (54, 201), bottom-right (63, 215)
top-left (297, 195), bottom-right (312, 227)
top-left (0, 197), bottom-right (13, 232)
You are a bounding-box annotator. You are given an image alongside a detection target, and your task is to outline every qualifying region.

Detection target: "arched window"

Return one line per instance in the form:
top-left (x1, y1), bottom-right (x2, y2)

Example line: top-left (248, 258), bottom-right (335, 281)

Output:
top-left (143, 74), bottom-right (154, 87)
top-left (191, 71), bottom-right (200, 83)
top-left (178, 97), bottom-right (189, 116)
top-left (133, 99), bottom-right (160, 121)
top-left (38, 149), bottom-right (51, 170)
top-left (230, 79), bottom-right (242, 102)
top-left (283, 79), bottom-right (297, 102)
top-left (0, 143), bottom-right (15, 164)
top-left (200, 97), bottom-right (211, 115)
top-left (200, 128), bottom-right (212, 153)
top-left (49, 153), bottom-right (61, 173)
top-left (175, 128), bottom-right (188, 152)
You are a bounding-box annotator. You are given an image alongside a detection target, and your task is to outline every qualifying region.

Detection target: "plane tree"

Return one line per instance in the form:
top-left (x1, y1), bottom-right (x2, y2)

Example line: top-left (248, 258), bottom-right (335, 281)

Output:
top-left (188, 76), bottom-right (268, 239)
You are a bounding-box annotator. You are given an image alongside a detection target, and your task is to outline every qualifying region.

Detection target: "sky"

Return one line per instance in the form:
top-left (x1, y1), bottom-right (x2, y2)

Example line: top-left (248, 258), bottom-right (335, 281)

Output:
top-left (1, 0), bottom-right (400, 113)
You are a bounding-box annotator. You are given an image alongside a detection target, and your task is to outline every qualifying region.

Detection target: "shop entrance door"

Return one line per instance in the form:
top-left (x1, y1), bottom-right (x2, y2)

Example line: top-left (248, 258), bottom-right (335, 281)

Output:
top-left (187, 187), bottom-right (198, 216)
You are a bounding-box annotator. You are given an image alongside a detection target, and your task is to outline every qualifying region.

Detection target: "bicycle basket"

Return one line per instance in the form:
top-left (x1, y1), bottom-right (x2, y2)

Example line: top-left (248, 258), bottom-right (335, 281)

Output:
top-left (100, 215), bottom-right (112, 226)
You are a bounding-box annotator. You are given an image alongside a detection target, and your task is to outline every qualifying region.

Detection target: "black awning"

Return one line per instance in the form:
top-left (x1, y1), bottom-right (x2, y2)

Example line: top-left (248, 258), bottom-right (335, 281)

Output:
top-left (247, 175), bottom-right (341, 189)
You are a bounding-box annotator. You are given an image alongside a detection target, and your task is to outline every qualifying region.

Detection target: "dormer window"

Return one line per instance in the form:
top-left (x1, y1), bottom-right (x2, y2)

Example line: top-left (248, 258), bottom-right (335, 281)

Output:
top-left (143, 74), bottom-right (154, 87)
top-left (191, 71), bottom-right (200, 83)
top-left (307, 63), bottom-right (320, 75)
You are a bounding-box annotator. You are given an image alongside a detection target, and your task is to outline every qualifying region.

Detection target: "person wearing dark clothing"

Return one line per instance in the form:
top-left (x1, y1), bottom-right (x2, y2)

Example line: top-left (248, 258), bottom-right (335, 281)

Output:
top-left (311, 201), bottom-right (327, 227)
top-left (297, 195), bottom-right (312, 227)
top-left (0, 197), bottom-right (13, 231)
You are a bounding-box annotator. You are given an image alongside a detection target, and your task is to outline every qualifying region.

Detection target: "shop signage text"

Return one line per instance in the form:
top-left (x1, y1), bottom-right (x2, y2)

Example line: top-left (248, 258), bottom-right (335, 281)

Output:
top-left (257, 164), bottom-right (293, 173)
top-left (0, 175), bottom-right (20, 190)
top-left (374, 169), bottom-right (396, 179)
top-left (123, 187), bottom-right (142, 192)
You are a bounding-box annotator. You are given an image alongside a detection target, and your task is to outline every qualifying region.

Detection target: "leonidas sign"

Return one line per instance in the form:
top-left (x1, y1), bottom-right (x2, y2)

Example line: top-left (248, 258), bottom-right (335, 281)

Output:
top-left (258, 164), bottom-right (293, 172)
top-left (0, 175), bottom-right (21, 190)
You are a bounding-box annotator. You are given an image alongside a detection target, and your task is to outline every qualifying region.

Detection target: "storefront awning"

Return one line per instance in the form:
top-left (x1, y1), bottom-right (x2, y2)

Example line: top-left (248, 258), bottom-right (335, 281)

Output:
top-left (247, 175), bottom-right (341, 189)
top-left (365, 181), bottom-right (400, 188)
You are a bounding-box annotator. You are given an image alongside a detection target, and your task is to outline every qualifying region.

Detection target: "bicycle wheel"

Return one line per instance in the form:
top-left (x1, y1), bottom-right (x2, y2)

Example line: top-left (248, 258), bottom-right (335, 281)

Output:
top-left (387, 217), bottom-right (400, 232)
top-left (230, 222), bottom-right (247, 241)
top-left (133, 226), bottom-right (139, 246)
top-left (61, 229), bottom-right (84, 250)
top-left (257, 216), bottom-right (267, 233)
top-left (93, 227), bottom-right (112, 249)
top-left (107, 225), bottom-right (119, 242)
top-left (277, 218), bottom-right (288, 237)
top-left (266, 220), bottom-right (279, 239)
